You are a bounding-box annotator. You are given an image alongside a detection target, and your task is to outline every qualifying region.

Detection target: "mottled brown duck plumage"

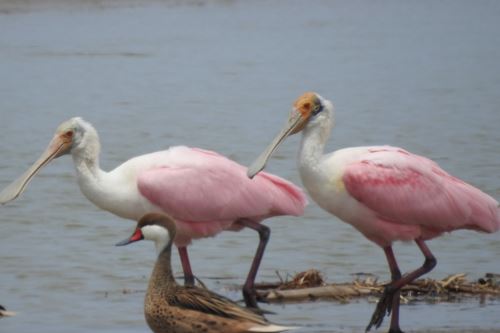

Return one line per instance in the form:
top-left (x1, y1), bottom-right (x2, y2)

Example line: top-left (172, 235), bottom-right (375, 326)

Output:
top-left (117, 213), bottom-right (293, 333)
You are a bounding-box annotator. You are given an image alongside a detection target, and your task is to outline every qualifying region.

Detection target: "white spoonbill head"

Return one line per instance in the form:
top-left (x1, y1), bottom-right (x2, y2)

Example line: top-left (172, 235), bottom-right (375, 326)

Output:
top-left (55, 117), bottom-right (83, 146)
top-left (247, 92), bottom-right (331, 178)
top-left (0, 117), bottom-right (92, 204)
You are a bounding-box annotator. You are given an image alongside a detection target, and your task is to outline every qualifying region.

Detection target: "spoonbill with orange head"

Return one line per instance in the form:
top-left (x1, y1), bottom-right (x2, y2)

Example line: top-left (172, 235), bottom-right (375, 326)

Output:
top-left (248, 92), bottom-right (500, 332)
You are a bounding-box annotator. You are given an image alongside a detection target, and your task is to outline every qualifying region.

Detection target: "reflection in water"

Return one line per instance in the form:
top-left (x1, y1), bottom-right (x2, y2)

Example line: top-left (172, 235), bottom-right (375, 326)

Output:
top-left (0, 1), bottom-right (499, 332)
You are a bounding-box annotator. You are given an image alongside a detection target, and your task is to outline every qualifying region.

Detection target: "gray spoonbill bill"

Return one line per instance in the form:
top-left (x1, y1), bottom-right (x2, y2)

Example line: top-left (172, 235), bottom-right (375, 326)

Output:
top-left (0, 117), bottom-right (307, 308)
top-left (116, 213), bottom-right (295, 333)
top-left (247, 92), bottom-right (500, 332)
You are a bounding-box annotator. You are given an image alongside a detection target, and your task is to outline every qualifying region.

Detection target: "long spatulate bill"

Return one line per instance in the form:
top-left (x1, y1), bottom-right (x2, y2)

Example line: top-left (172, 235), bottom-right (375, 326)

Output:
top-left (0, 134), bottom-right (71, 204)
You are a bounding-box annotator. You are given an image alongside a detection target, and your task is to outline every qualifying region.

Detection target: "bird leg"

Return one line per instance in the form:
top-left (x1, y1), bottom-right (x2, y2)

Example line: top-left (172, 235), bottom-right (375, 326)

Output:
top-left (366, 246), bottom-right (402, 332)
top-left (236, 219), bottom-right (271, 309)
top-left (366, 239), bottom-right (437, 333)
top-left (386, 245), bottom-right (404, 333)
top-left (178, 246), bottom-right (195, 286)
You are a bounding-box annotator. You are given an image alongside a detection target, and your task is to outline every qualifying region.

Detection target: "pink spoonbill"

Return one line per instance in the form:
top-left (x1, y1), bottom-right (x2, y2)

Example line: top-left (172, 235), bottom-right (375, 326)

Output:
top-left (0, 117), bottom-right (307, 308)
top-left (247, 92), bottom-right (500, 332)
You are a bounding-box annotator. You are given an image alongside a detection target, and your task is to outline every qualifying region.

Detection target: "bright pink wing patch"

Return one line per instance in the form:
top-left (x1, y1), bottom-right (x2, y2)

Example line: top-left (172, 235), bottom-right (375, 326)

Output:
top-left (343, 149), bottom-right (499, 234)
top-left (137, 148), bottom-right (306, 223)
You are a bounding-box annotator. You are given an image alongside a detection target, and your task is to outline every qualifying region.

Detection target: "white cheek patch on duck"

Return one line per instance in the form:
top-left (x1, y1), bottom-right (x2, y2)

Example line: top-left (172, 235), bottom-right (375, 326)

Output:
top-left (141, 225), bottom-right (170, 254)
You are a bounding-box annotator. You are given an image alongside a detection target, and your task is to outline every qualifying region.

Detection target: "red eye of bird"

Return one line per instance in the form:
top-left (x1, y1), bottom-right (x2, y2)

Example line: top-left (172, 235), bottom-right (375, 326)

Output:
top-left (65, 131), bottom-right (73, 138)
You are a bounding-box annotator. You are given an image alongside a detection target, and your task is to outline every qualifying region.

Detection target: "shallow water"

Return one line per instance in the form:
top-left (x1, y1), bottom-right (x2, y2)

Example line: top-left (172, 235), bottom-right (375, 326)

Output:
top-left (0, 1), bottom-right (499, 332)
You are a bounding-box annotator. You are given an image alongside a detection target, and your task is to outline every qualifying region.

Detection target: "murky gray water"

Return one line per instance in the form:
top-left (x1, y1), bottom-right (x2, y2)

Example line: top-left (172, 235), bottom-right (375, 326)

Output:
top-left (0, 1), bottom-right (499, 332)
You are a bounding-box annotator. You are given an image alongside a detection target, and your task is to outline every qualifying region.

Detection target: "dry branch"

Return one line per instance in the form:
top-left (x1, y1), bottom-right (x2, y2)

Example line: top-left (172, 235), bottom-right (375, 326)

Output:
top-left (255, 270), bottom-right (500, 304)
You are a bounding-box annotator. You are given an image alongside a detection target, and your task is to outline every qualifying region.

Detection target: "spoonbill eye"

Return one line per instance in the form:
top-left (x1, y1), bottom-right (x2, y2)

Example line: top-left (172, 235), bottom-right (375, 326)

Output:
top-left (312, 102), bottom-right (323, 116)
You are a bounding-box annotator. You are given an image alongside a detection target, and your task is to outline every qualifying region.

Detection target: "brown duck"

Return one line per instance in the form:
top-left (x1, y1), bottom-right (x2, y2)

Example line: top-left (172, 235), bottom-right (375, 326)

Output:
top-left (117, 213), bottom-right (294, 333)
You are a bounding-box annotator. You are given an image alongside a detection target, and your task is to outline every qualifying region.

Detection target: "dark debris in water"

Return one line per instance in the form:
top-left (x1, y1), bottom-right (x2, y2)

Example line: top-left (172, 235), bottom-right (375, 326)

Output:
top-left (254, 270), bottom-right (500, 304)
top-left (278, 269), bottom-right (325, 290)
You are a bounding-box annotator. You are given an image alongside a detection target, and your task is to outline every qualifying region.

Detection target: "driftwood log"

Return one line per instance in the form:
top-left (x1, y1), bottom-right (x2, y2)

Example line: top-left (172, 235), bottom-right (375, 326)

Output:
top-left (255, 270), bottom-right (500, 303)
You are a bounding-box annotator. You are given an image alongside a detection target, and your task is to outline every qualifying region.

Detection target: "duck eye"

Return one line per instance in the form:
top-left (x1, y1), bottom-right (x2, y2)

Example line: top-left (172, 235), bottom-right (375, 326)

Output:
top-left (65, 131), bottom-right (73, 138)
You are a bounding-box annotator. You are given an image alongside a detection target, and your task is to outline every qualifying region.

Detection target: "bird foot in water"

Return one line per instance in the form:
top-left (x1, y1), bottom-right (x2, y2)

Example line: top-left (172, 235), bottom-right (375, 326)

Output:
top-left (388, 328), bottom-right (405, 333)
top-left (365, 288), bottom-right (395, 332)
top-left (184, 274), bottom-right (195, 286)
top-left (243, 287), bottom-right (260, 309)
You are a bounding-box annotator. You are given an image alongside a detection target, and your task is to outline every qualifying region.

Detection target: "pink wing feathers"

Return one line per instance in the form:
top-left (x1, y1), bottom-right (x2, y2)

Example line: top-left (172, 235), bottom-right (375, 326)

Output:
top-left (137, 147), bottom-right (307, 223)
top-left (343, 147), bottom-right (500, 235)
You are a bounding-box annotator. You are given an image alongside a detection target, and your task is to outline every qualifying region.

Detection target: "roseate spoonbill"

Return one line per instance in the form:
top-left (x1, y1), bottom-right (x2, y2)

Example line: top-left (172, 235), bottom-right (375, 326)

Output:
top-left (247, 92), bottom-right (500, 332)
top-left (0, 305), bottom-right (16, 318)
top-left (116, 213), bottom-right (295, 333)
top-left (0, 117), bottom-right (307, 308)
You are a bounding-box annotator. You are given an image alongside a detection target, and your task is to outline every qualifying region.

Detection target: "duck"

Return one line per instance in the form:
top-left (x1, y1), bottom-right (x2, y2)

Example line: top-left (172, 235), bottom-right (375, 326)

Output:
top-left (0, 305), bottom-right (16, 317)
top-left (116, 213), bottom-right (295, 333)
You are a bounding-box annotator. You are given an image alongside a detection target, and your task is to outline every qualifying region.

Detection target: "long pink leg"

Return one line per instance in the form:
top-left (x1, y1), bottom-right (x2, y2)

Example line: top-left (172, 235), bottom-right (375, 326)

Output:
top-left (236, 219), bottom-right (270, 308)
top-left (381, 246), bottom-right (403, 333)
top-left (366, 239), bottom-right (437, 333)
top-left (178, 246), bottom-right (195, 286)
